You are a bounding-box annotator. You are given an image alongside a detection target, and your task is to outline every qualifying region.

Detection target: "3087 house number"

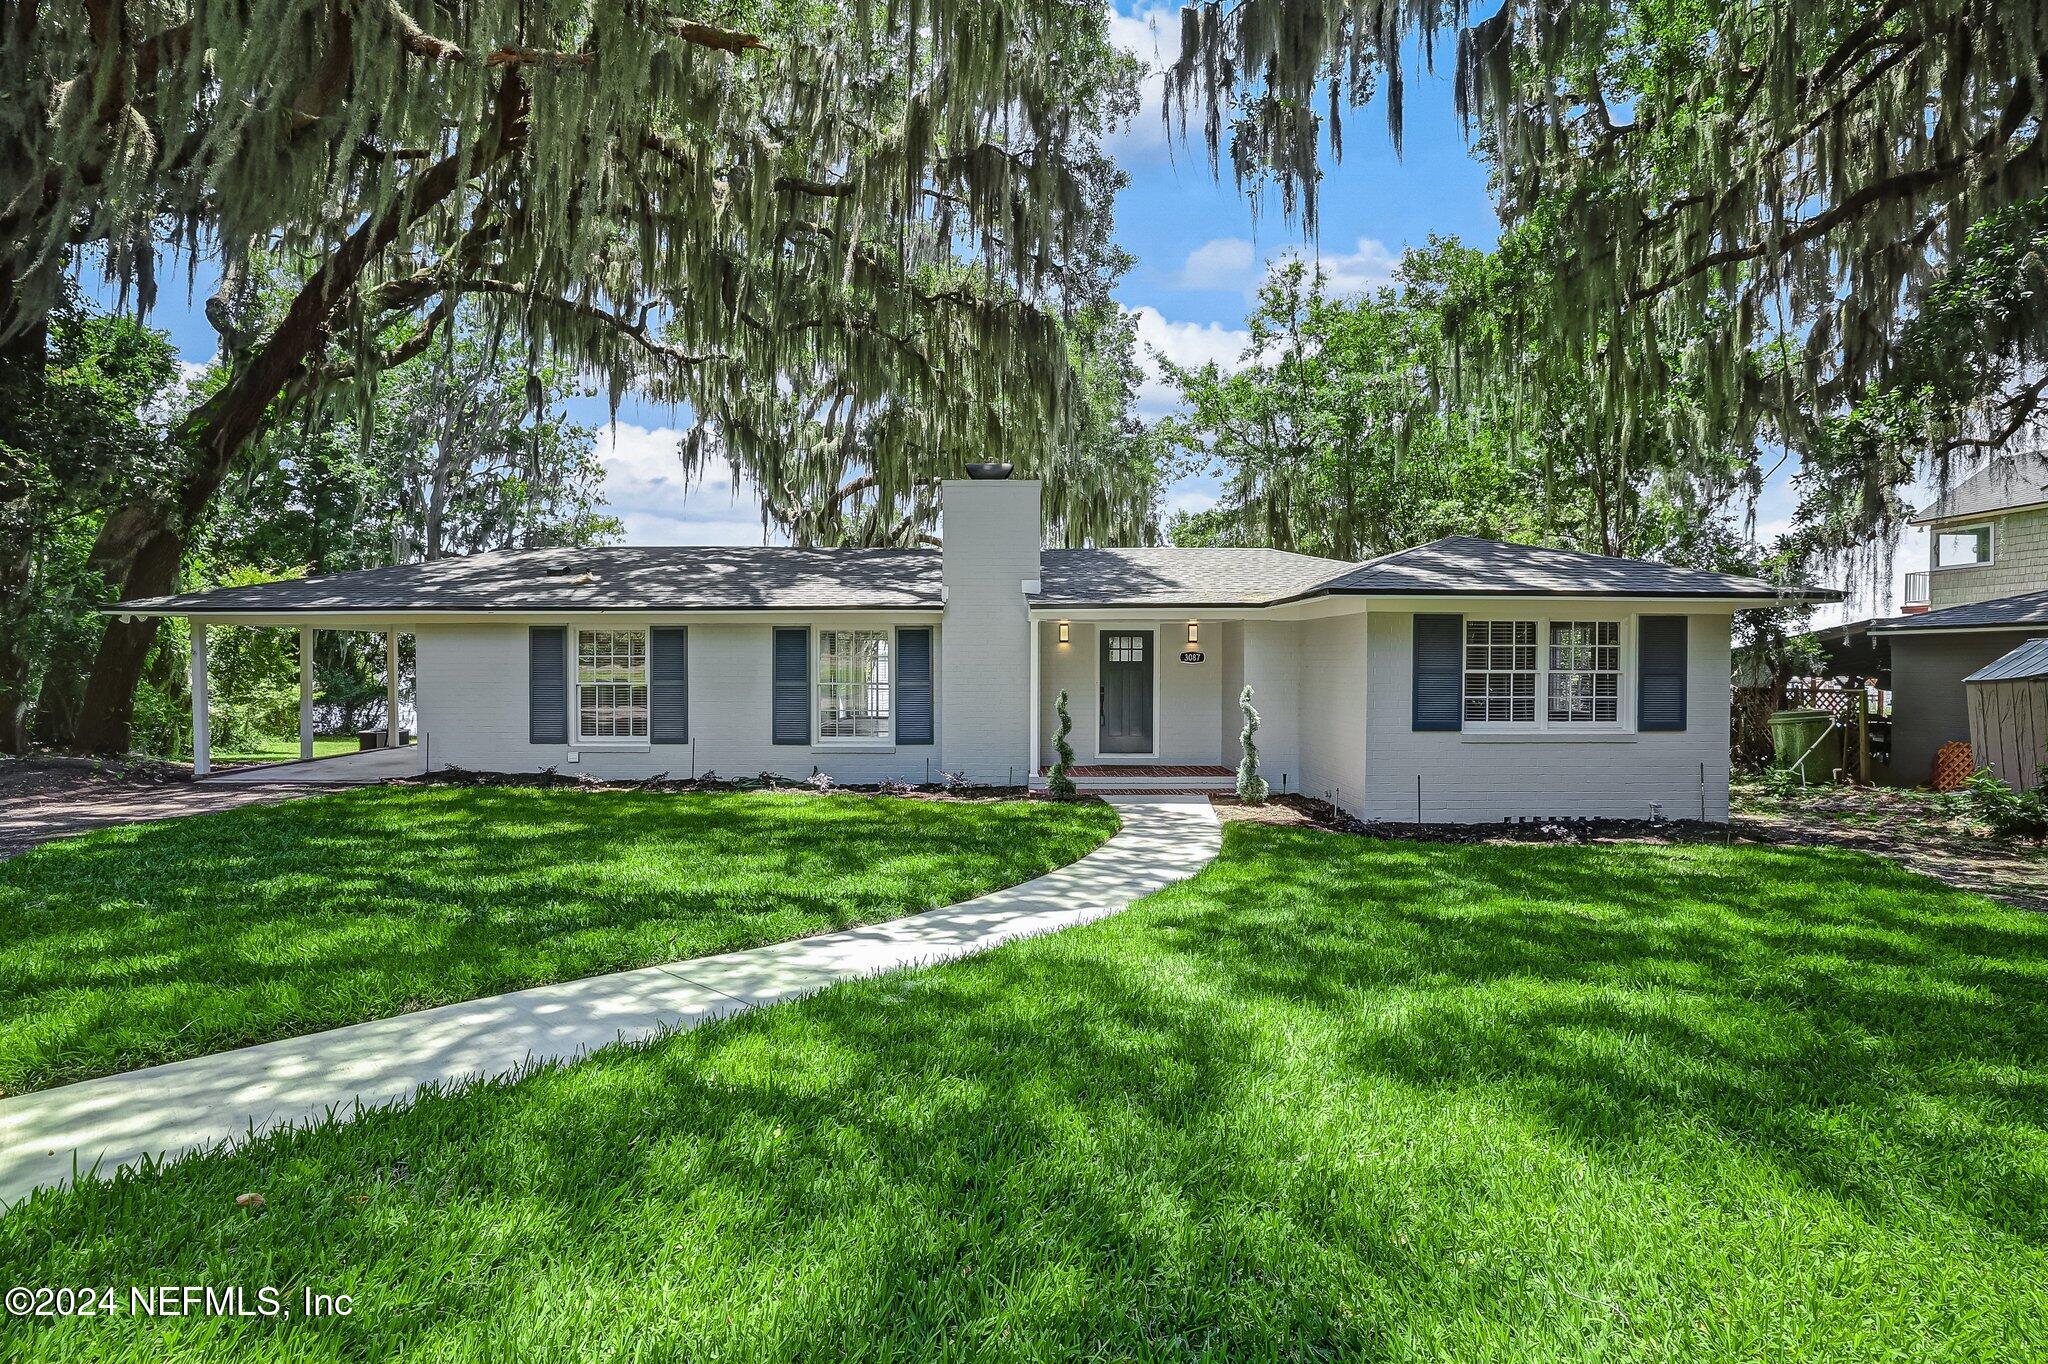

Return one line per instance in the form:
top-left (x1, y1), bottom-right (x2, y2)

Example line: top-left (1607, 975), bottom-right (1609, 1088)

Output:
top-left (1179, 650), bottom-right (1204, 663)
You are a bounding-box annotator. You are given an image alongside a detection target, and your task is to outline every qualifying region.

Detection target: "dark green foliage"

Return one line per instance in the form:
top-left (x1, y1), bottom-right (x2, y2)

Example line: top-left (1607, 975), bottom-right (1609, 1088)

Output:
top-left (2, 826), bottom-right (2041, 1358)
top-left (0, 787), bottom-right (1117, 1093)
top-left (1962, 769), bottom-right (2048, 843)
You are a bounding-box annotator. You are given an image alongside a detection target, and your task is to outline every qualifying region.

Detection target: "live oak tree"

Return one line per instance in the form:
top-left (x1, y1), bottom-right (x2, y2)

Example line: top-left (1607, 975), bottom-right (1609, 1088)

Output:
top-left (1161, 244), bottom-right (1753, 564)
top-left (5, 0), bottom-right (1133, 752)
top-left (1166, 0), bottom-right (2048, 571)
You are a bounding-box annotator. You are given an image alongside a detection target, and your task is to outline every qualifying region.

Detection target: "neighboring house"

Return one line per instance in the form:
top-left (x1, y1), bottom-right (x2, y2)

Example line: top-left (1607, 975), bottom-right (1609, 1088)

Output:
top-left (1868, 448), bottom-right (2048, 783)
top-left (112, 474), bottom-right (1825, 823)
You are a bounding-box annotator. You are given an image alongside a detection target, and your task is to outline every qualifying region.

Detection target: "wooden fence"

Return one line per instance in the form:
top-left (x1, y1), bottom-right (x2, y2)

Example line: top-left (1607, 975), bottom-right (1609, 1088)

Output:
top-left (1732, 680), bottom-right (1885, 780)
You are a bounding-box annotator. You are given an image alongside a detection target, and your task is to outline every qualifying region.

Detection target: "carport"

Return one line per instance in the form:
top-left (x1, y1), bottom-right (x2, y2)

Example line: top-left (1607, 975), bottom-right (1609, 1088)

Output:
top-left (103, 602), bottom-right (413, 779)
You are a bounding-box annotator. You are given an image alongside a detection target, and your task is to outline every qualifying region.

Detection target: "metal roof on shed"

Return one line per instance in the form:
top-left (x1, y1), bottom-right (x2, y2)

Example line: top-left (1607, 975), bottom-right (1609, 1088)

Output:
top-left (1965, 637), bottom-right (2048, 684)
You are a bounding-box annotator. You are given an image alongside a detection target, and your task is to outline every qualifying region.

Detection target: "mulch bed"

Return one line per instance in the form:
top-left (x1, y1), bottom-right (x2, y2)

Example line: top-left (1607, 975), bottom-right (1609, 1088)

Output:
top-left (411, 765), bottom-right (1050, 804)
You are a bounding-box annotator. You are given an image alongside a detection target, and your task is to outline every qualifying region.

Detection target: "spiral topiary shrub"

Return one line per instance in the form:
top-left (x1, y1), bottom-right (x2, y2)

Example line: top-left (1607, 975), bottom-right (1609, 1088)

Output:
top-left (1047, 689), bottom-right (1078, 800)
top-left (1236, 684), bottom-right (1269, 805)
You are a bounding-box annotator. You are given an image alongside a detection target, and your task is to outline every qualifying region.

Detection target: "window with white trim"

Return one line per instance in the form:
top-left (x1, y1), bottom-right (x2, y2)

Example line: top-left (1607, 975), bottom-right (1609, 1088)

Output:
top-left (1463, 617), bottom-right (1628, 728)
top-left (817, 629), bottom-right (891, 741)
top-left (1932, 524), bottom-right (1992, 569)
top-left (576, 629), bottom-right (648, 740)
top-left (1546, 621), bottom-right (1620, 723)
top-left (1463, 620), bottom-right (1536, 722)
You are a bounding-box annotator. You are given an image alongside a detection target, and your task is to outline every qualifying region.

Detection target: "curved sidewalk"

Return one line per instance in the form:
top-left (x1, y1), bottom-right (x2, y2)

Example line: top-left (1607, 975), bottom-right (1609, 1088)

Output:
top-left (0, 796), bottom-right (1221, 1207)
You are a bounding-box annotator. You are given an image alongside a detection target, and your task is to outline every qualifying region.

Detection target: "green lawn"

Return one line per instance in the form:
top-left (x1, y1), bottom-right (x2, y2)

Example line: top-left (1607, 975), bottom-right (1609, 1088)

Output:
top-left (209, 735), bottom-right (357, 765)
top-left (3, 824), bottom-right (2043, 1359)
top-left (0, 787), bottom-right (1118, 1094)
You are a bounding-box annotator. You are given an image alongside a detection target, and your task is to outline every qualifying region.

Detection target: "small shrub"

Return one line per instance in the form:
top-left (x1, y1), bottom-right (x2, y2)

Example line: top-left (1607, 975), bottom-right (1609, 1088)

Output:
top-left (805, 770), bottom-right (834, 794)
top-left (1961, 768), bottom-right (2048, 842)
top-left (939, 770), bottom-right (969, 792)
top-left (1047, 690), bottom-right (1078, 800)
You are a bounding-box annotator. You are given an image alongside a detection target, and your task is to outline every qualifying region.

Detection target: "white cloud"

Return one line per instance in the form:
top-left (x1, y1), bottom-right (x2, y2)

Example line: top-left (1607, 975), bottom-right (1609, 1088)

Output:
top-left (1164, 484), bottom-right (1219, 519)
top-left (593, 422), bottom-right (782, 546)
top-left (1166, 233), bottom-right (1403, 300)
top-left (1177, 237), bottom-right (1256, 290)
top-left (1281, 236), bottom-right (1402, 297)
top-left (1129, 305), bottom-right (1250, 417)
top-left (1103, 6), bottom-right (1180, 161)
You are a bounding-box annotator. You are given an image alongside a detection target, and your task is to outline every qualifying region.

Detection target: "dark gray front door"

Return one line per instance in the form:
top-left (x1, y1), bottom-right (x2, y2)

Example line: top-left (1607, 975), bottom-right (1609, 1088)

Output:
top-left (1099, 630), bottom-right (1154, 754)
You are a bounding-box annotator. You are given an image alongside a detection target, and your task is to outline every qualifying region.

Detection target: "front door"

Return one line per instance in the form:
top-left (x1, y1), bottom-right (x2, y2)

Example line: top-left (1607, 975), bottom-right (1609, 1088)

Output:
top-left (1099, 630), bottom-right (1154, 754)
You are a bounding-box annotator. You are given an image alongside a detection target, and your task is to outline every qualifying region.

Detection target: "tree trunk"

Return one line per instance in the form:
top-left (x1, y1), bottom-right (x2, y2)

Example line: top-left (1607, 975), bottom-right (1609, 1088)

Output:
top-left (71, 84), bottom-right (527, 752)
top-left (0, 318), bottom-right (48, 754)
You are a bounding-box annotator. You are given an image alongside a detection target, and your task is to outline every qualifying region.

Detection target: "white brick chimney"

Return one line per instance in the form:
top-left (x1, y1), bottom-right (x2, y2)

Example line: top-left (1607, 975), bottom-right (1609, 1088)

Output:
top-left (939, 475), bottom-right (1042, 783)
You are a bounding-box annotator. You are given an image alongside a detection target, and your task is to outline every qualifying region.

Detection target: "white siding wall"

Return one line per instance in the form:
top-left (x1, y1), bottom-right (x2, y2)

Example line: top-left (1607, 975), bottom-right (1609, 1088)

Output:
top-left (1359, 609), bottom-right (1733, 822)
top-left (1296, 614), bottom-right (1370, 810)
top-left (1241, 619), bottom-right (1303, 792)
top-left (1034, 619), bottom-right (1225, 767)
top-left (414, 618), bottom-right (944, 785)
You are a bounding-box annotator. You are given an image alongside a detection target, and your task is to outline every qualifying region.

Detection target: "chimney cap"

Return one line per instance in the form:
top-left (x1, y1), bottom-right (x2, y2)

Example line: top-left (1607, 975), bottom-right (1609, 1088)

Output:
top-left (963, 461), bottom-right (1013, 480)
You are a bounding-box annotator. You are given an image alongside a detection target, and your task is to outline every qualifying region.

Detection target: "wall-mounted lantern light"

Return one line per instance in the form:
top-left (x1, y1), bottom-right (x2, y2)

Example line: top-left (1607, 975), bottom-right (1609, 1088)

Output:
top-left (1057, 622), bottom-right (1071, 645)
top-left (1186, 621), bottom-right (1200, 646)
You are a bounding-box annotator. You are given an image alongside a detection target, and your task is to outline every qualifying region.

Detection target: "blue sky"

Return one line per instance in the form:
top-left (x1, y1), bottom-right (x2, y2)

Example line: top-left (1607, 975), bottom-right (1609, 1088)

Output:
top-left (97, 3), bottom-right (1911, 622)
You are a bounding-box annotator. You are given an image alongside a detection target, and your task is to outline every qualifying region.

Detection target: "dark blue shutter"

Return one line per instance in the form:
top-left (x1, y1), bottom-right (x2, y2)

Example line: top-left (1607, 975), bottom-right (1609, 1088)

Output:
top-left (1412, 614), bottom-right (1463, 731)
top-left (1638, 615), bottom-right (1688, 731)
top-left (529, 627), bottom-right (567, 744)
top-left (896, 627), bottom-right (933, 744)
top-left (651, 627), bottom-right (688, 743)
top-left (772, 627), bottom-right (810, 745)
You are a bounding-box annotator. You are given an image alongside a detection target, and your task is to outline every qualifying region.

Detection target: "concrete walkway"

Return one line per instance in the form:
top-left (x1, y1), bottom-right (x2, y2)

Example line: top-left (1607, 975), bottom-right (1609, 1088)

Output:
top-left (0, 796), bottom-right (1221, 1207)
top-left (204, 745), bottom-right (422, 785)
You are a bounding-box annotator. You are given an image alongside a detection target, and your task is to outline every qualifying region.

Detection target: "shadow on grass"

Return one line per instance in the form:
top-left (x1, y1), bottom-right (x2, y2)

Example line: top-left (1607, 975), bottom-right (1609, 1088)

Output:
top-left (1, 823), bottom-right (2044, 1359)
top-left (0, 787), bottom-right (1117, 1092)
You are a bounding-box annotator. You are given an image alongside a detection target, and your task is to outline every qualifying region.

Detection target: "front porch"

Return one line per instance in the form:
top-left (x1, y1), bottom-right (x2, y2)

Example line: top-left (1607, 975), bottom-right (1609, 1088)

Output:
top-left (1029, 612), bottom-right (1302, 793)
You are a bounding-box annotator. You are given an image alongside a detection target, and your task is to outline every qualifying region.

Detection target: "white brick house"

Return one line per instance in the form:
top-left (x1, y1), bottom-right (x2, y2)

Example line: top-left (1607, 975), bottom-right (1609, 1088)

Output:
top-left (114, 474), bottom-right (1826, 822)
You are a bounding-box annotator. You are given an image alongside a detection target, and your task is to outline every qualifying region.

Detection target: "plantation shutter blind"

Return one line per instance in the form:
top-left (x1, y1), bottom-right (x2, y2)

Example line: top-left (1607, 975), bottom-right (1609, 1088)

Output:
top-left (650, 627), bottom-right (689, 744)
top-left (772, 627), bottom-right (810, 745)
top-left (1637, 616), bottom-right (1689, 731)
top-left (896, 627), bottom-right (934, 744)
top-left (528, 626), bottom-right (568, 744)
top-left (1412, 614), bottom-right (1463, 731)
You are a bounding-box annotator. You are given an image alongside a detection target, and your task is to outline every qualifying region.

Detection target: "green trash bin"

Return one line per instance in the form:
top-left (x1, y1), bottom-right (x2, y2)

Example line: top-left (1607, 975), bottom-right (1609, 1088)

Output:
top-left (1768, 709), bottom-right (1840, 783)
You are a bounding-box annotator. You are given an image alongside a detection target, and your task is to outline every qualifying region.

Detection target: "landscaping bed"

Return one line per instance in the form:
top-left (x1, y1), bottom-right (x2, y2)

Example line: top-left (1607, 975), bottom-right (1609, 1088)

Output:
top-left (1, 824), bottom-right (2040, 1359)
top-left (0, 786), bottom-right (1118, 1094)
top-left (1731, 778), bottom-right (2047, 910)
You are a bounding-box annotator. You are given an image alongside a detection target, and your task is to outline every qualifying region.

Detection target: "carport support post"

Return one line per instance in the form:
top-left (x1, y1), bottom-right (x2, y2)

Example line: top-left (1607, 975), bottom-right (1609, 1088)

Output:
top-left (189, 621), bottom-right (210, 776)
top-left (299, 627), bottom-right (316, 761)
top-left (385, 628), bottom-right (401, 748)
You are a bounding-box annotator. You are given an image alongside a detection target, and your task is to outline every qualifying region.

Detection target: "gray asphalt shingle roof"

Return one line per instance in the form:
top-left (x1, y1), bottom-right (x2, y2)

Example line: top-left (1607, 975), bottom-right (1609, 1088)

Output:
top-left (1965, 637), bottom-right (2048, 683)
top-left (1034, 547), bottom-right (1357, 607)
top-left (115, 536), bottom-right (1822, 615)
top-left (1304, 535), bottom-right (1812, 600)
top-left (116, 547), bottom-right (945, 614)
top-left (1873, 587), bottom-right (2048, 633)
top-left (1911, 448), bottom-right (2048, 524)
